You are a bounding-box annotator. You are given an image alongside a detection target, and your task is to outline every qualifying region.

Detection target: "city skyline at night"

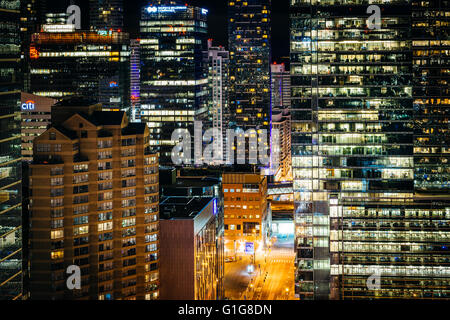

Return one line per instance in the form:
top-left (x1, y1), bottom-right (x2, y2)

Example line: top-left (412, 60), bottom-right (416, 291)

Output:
top-left (0, 0), bottom-right (449, 312)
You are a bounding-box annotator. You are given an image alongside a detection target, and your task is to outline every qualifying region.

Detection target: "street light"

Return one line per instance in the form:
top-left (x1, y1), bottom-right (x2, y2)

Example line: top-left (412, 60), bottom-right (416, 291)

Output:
top-left (252, 229), bottom-right (257, 265)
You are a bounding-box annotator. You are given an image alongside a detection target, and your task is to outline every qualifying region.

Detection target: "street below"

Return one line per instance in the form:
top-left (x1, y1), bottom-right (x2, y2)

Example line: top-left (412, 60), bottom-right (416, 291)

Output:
top-left (224, 233), bottom-right (296, 300)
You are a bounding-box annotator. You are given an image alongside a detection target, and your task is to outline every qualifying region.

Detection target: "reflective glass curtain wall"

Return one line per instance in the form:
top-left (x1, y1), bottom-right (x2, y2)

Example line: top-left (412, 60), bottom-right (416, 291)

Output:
top-left (291, 0), bottom-right (416, 299)
top-left (0, 0), bottom-right (22, 300)
top-left (89, 0), bottom-right (124, 31)
top-left (139, 2), bottom-right (208, 164)
top-left (228, 0), bottom-right (271, 131)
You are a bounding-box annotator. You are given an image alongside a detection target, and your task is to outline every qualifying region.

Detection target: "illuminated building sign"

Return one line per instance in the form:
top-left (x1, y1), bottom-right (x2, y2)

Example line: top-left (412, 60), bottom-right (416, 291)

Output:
top-left (98, 30), bottom-right (113, 36)
top-left (109, 81), bottom-right (118, 88)
top-left (43, 24), bottom-right (76, 33)
top-left (201, 8), bottom-right (208, 15)
top-left (30, 46), bottom-right (39, 59)
top-left (146, 6), bottom-right (187, 14)
top-left (22, 100), bottom-right (35, 111)
top-left (213, 198), bottom-right (217, 215)
top-left (245, 242), bottom-right (254, 255)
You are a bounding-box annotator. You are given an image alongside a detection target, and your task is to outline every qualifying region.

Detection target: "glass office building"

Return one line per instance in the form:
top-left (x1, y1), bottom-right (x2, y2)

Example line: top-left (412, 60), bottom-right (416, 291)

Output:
top-left (0, 1), bottom-right (23, 300)
top-left (412, 0), bottom-right (450, 193)
top-left (139, 1), bottom-right (208, 164)
top-left (228, 0), bottom-right (271, 132)
top-left (29, 29), bottom-right (130, 111)
top-left (290, 0), bottom-right (432, 299)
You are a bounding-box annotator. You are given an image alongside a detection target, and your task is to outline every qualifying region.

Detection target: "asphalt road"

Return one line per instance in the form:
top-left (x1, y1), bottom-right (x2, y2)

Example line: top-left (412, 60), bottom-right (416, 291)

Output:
top-left (224, 234), bottom-right (296, 300)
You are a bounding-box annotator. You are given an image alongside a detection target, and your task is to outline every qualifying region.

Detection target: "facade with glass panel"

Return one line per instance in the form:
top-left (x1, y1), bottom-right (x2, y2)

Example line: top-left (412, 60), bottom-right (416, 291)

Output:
top-left (290, 0), bottom-right (428, 299)
top-left (29, 29), bottom-right (130, 112)
top-left (139, 2), bottom-right (208, 164)
top-left (228, 0), bottom-right (271, 131)
top-left (89, 0), bottom-right (124, 31)
top-left (412, 0), bottom-right (450, 193)
top-left (0, 1), bottom-right (23, 300)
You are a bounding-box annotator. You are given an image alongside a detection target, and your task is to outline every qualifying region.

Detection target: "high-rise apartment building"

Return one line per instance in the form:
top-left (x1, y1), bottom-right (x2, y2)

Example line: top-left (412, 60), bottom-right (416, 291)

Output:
top-left (89, 0), bottom-right (124, 31)
top-left (20, 93), bottom-right (56, 162)
top-left (271, 107), bottom-right (291, 181)
top-left (290, 0), bottom-right (424, 299)
top-left (21, 0), bottom-right (48, 92)
top-left (271, 63), bottom-right (291, 108)
top-left (29, 28), bottom-right (130, 111)
top-left (228, 0), bottom-right (271, 131)
top-left (29, 99), bottom-right (160, 300)
top-left (130, 39), bottom-right (141, 123)
top-left (139, 1), bottom-right (209, 163)
top-left (203, 40), bottom-right (230, 164)
top-left (0, 1), bottom-right (23, 300)
top-left (223, 172), bottom-right (269, 260)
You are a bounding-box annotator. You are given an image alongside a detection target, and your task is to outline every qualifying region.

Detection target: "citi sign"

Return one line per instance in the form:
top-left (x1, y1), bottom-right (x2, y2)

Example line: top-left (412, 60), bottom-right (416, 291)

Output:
top-left (22, 100), bottom-right (35, 111)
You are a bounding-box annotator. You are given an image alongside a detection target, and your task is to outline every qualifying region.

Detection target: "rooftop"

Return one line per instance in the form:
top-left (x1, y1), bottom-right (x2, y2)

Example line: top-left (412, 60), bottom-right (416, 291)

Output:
top-left (160, 196), bottom-right (214, 220)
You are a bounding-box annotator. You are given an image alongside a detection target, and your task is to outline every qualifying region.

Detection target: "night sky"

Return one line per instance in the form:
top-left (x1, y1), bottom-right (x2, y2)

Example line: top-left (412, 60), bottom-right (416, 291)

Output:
top-left (47, 0), bottom-right (290, 62)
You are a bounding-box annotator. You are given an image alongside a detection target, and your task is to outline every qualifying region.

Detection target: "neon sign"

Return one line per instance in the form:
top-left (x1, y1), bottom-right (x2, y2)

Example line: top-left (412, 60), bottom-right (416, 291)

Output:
top-left (30, 46), bottom-right (39, 59)
top-left (22, 100), bottom-right (35, 111)
top-left (109, 81), bottom-right (118, 88)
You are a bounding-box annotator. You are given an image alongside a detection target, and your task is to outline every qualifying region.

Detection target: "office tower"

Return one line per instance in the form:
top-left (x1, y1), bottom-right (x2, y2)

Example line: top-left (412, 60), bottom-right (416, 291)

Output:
top-left (291, 1), bottom-right (416, 299)
top-left (203, 40), bottom-right (230, 164)
top-left (89, 0), bottom-right (124, 31)
top-left (271, 63), bottom-right (291, 108)
top-left (139, 2), bottom-right (209, 163)
top-left (21, 0), bottom-right (48, 92)
top-left (228, 0), bottom-right (271, 131)
top-left (271, 107), bottom-right (291, 181)
top-left (412, 0), bottom-right (450, 193)
top-left (160, 195), bottom-right (222, 300)
top-left (0, 2), bottom-right (23, 300)
top-left (130, 39), bottom-right (141, 122)
top-left (29, 28), bottom-right (130, 111)
top-left (223, 172), bottom-right (269, 260)
top-left (29, 98), bottom-right (160, 300)
top-left (21, 93), bottom-right (57, 162)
